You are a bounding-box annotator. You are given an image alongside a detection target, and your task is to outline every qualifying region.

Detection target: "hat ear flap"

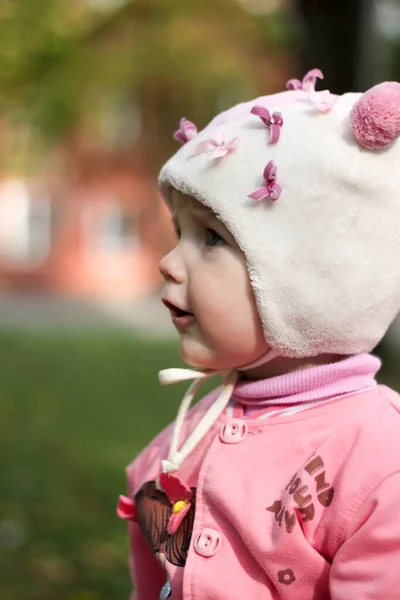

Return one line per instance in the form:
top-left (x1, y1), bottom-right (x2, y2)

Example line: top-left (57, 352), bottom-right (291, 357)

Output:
top-left (351, 81), bottom-right (400, 150)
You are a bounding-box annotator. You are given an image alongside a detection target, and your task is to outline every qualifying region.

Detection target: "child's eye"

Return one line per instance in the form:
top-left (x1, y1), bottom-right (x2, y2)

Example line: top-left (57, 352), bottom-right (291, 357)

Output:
top-left (205, 228), bottom-right (225, 247)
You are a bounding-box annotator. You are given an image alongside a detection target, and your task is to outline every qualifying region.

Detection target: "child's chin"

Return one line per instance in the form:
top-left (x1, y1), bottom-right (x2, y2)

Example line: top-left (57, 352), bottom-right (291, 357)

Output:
top-left (179, 340), bottom-right (218, 370)
top-left (179, 340), bottom-right (239, 371)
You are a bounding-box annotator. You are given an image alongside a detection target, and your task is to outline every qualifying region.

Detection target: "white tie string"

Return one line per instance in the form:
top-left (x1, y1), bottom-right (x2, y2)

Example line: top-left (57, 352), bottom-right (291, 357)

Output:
top-left (158, 348), bottom-right (280, 474)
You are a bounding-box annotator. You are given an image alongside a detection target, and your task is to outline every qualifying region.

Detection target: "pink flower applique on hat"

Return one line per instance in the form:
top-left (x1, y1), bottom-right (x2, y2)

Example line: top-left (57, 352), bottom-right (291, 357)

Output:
top-left (173, 118), bottom-right (198, 144)
top-left (248, 160), bottom-right (281, 201)
top-left (351, 81), bottom-right (400, 150)
top-left (287, 68), bottom-right (337, 113)
top-left (250, 106), bottom-right (283, 144)
top-left (158, 471), bottom-right (194, 535)
top-left (191, 129), bottom-right (241, 160)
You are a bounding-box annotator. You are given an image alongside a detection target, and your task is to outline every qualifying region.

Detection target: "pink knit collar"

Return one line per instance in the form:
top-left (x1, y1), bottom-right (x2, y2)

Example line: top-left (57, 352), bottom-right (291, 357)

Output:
top-left (233, 354), bottom-right (380, 409)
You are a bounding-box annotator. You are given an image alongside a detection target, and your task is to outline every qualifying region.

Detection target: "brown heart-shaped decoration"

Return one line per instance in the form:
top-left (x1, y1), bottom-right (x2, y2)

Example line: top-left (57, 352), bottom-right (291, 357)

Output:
top-left (134, 480), bottom-right (196, 567)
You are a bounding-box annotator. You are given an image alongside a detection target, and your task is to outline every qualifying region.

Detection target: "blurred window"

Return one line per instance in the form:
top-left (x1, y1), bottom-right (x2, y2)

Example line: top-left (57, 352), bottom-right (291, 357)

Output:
top-left (375, 0), bottom-right (400, 79)
top-left (86, 0), bottom-right (128, 10)
top-left (83, 199), bottom-right (139, 254)
top-left (98, 93), bottom-right (142, 151)
top-left (0, 180), bottom-right (52, 265)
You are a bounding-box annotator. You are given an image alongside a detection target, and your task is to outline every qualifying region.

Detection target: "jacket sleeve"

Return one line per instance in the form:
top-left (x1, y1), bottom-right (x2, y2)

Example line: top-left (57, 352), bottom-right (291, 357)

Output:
top-left (128, 520), bottom-right (166, 600)
top-left (330, 472), bottom-right (400, 600)
top-left (123, 390), bottom-right (217, 598)
top-left (124, 455), bottom-right (167, 600)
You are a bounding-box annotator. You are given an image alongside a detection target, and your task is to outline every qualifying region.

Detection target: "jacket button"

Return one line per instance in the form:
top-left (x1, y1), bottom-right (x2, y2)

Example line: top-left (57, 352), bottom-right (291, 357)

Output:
top-left (220, 418), bottom-right (248, 444)
top-left (194, 528), bottom-right (221, 557)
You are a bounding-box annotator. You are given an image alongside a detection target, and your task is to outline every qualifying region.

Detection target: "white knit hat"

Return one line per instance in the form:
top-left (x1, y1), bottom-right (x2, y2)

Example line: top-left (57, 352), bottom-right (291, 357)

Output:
top-left (159, 70), bottom-right (400, 358)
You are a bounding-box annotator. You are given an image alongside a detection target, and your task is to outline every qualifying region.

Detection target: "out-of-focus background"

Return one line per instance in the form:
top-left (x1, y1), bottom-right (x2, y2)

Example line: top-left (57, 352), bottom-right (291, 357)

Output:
top-left (0, 1), bottom-right (399, 598)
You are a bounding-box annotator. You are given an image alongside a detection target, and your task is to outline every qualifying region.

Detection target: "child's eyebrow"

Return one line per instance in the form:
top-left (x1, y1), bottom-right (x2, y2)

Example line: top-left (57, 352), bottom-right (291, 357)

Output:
top-left (171, 204), bottom-right (214, 225)
top-left (191, 205), bottom-right (217, 222)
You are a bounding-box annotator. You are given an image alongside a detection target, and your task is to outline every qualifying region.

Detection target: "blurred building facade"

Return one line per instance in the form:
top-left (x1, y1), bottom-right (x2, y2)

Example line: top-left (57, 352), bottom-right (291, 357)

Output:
top-left (0, 165), bottom-right (172, 299)
top-left (0, 0), bottom-right (398, 300)
top-left (0, 0), bottom-right (296, 299)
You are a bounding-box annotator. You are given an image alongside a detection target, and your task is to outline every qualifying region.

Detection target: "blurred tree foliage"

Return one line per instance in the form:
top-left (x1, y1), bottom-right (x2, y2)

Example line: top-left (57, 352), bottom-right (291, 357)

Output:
top-left (0, 0), bottom-right (94, 138)
top-left (391, 39), bottom-right (400, 78)
top-left (0, 0), bottom-right (298, 163)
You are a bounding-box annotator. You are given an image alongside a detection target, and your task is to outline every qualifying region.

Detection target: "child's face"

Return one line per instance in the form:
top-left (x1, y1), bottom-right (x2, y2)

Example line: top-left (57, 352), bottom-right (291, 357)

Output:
top-left (159, 190), bottom-right (269, 370)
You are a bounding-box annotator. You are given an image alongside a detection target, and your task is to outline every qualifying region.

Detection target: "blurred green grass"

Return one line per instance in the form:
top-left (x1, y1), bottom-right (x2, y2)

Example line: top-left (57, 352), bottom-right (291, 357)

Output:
top-left (0, 331), bottom-right (398, 600)
top-left (0, 331), bottom-right (189, 600)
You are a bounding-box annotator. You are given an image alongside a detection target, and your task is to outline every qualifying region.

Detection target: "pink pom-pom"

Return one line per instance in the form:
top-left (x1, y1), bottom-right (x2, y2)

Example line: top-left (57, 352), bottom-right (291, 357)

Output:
top-left (351, 82), bottom-right (400, 150)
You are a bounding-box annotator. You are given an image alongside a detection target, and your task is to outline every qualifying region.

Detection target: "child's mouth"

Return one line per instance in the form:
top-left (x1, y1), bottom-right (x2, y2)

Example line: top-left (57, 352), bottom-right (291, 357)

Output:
top-left (162, 299), bottom-right (196, 328)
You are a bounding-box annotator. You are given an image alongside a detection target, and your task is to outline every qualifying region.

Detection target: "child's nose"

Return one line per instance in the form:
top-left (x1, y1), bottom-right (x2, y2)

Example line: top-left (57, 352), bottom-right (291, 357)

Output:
top-left (159, 248), bottom-right (185, 283)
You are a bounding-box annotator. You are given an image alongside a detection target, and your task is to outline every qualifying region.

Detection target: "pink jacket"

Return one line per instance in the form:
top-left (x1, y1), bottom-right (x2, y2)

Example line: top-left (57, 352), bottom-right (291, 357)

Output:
top-left (124, 384), bottom-right (400, 600)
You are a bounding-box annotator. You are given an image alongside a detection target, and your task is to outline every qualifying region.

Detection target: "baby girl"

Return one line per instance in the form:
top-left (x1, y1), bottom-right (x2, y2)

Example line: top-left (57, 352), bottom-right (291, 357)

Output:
top-left (118, 69), bottom-right (400, 600)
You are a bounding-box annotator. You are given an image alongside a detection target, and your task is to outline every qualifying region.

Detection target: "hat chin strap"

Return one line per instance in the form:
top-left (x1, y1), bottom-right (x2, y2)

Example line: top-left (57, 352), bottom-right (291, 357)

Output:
top-left (158, 347), bottom-right (280, 474)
